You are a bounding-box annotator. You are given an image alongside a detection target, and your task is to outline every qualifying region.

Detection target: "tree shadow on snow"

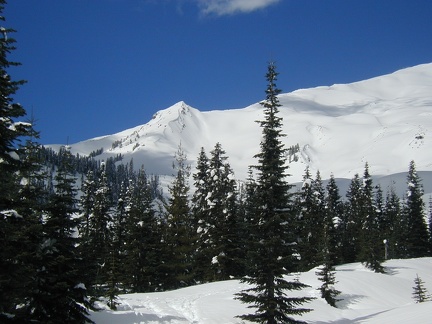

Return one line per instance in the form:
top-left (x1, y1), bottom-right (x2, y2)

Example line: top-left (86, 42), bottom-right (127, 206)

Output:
top-left (335, 294), bottom-right (366, 309)
top-left (310, 309), bottom-right (392, 324)
top-left (382, 265), bottom-right (410, 276)
top-left (90, 311), bottom-right (187, 324)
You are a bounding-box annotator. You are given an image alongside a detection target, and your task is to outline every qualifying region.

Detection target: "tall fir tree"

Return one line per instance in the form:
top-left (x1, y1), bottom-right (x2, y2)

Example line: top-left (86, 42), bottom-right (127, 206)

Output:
top-left (383, 186), bottom-right (403, 259)
top-left (325, 174), bottom-right (343, 265)
top-left (193, 143), bottom-right (244, 282)
top-left (191, 147), bottom-right (211, 282)
top-left (123, 166), bottom-right (162, 292)
top-left (162, 144), bottom-right (195, 289)
top-left (428, 196), bottom-right (432, 254)
top-left (105, 180), bottom-right (129, 304)
top-left (79, 163), bottom-right (113, 297)
top-left (240, 166), bottom-right (259, 275)
top-left (296, 169), bottom-right (326, 271)
top-left (357, 163), bottom-right (384, 272)
top-left (340, 173), bottom-right (363, 264)
top-left (205, 142), bottom-right (241, 281)
top-left (236, 62), bottom-right (313, 324)
top-left (403, 160), bottom-right (430, 258)
top-left (314, 172), bottom-right (342, 307)
top-left (34, 146), bottom-right (94, 323)
top-left (0, 2), bottom-right (39, 319)
top-left (7, 116), bottom-right (47, 321)
top-left (315, 255), bottom-right (341, 307)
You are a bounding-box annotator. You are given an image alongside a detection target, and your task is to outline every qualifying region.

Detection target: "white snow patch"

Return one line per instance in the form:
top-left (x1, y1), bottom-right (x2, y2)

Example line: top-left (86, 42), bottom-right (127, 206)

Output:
top-left (90, 258), bottom-right (432, 324)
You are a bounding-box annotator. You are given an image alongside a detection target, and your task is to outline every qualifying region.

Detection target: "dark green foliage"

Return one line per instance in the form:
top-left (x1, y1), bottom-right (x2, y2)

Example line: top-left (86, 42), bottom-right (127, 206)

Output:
top-left (316, 173), bottom-right (342, 307)
top-left (383, 187), bottom-right (403, 259)
top-left (236, 62), bottom-right (313, 323)
top-left (238, 166), bottom-right (259, 276)
top-left (315, 261), bottom-right (341, 307)
top-left (357, 163), bottom-right (384, 273)
top-left (12, 118), bottom-right (52, 321)
top-left (106, 181), bottom-right (129, 298)
top-left (205, 143), bottom-right (241, 280)
top-left (123, 166), bottom-right (163, 292)
top-left (105, 248), bottom-right (120, 310)
top-left (80, 164), bottom-right (112, 296)
top-left (402, 161), bottom-right (430, 258)
top-left (340, 173), bottom-right (362, 263)
top-left (428, 196), bottom-right (432, 253)
top-left (325, 174), bottom-right (343, 266)
top-left (296, 169), bottom-right (326, 271)
top-left (162, 144), bottom-right (195, 289)
top-left (0, 4), bottom-right (44, 320)
top-left (193, 143), bottom-right (244, 282)
top-left (191, 147), bottom-right (211, 282)
top-left (34, 147), bottom-right (94, 323)
top-left (0, 3), bottom-right (29, 179)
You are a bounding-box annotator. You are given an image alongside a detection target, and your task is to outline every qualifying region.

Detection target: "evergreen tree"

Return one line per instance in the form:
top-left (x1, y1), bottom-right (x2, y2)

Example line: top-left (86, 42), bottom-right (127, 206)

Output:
top-left (316, 175), bottom-right (341, 308)
top-left (358, 163), bottom-right (384, 272)
top-left (374, 184), bottom-right (386, 256)
top-left (412, 274), bottom-right (429, 303)
top-left (236, 62), bottom-right (313, 323)
top-left (34, 146), bottom-right (94, 323)
top-left (162, 144), bottom-right (195, 289)
top-left (206, 142), bottom-right (241, 281)
top-left (315, 257), bottom-right (341, 307)
top-left (383, 186), bottom-right (403, 259)
top-left (403, 161), bottom-right (429, 258)
top-left (123, 166), bottom-right (162, 292)
top-left (325, 174), bottom-right (343, 265)
top-left (428, 196), bottom-right (432, 254)
top-left (296, 168), bottom-right (325, 271)
top-left (90, 163), bottom-right (113, 289)
top-left (193, 143), bottom-right (244, 282)
top-left (310, 170), bottom-right (326, 269)
top-left (240, 166), bottom-right (259, 276)
top-left (78, 163), bottom-right (113, 298)
top-left (340, 173), bottom-right (362, 263)
top-left (79, 170), bottom-right (97, 242)
top-left (191, 147), bottom-right (211, 282)
top-left (0, 2), bottom-right (39, 319)
top-left (103, 180), bottom-right (130, 307)
top-left (295, 167), bottom-right (314, 270)
top-left (8, 117), bottom-right (47, 321)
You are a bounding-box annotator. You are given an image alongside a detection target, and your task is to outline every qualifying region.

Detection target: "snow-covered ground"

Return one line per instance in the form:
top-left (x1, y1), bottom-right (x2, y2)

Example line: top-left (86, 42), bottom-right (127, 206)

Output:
top-left (90, 258), bottom-right (432, 324)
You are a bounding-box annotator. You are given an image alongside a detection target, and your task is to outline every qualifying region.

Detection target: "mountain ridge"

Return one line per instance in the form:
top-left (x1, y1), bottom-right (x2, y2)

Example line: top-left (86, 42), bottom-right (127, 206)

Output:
top-left (50, 62), bottom-right (432, 194)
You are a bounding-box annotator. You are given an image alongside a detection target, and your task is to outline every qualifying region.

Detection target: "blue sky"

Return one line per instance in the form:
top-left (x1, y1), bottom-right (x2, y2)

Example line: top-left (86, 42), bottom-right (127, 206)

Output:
top-left (4, 0), bottom-right (432, 144)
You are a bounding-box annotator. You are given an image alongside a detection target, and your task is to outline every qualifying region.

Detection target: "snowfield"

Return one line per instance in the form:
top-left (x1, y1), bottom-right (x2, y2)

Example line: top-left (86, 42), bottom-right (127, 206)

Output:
top-left (90, 258), bottom-right (432, 323)
top-left (52, 63), bottom-right (432, 197)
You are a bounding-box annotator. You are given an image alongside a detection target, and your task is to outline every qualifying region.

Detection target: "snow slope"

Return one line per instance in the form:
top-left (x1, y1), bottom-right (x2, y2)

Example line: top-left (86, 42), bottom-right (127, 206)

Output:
top-left (90, 257), bottom-right (432, 324)
top-left (51, 63), bottom-right (432, 194)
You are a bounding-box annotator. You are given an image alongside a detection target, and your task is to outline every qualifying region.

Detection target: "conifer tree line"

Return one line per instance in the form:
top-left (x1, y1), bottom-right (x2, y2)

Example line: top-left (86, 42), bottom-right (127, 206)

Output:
top-left (2, 1), bottom-right (432, 322)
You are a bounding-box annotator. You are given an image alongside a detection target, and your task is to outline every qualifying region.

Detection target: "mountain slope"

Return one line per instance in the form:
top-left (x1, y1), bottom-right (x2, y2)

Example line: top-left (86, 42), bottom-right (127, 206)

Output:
top-left (55, 63), bottom-right (432, 192)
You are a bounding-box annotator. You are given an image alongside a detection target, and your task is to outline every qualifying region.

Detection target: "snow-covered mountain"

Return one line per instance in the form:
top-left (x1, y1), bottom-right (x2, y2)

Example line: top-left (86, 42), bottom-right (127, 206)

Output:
top-left (51, 63), bottom-right (432, 196)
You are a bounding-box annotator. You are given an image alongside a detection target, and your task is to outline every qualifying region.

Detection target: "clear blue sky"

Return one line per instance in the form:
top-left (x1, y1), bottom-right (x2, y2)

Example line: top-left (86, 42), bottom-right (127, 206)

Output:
top-left (4, 0), bottom-right (432, 144)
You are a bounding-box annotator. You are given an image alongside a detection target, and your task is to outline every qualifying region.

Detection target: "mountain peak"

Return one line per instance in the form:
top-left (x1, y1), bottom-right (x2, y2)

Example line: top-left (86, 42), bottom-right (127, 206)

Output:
top-left (55, 63), bottom-right (432, 195)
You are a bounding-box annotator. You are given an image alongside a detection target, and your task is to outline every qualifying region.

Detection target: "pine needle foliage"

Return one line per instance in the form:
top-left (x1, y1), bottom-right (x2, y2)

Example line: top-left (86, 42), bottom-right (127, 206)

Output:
top-left (236, 62), bottom-right (313, 324)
